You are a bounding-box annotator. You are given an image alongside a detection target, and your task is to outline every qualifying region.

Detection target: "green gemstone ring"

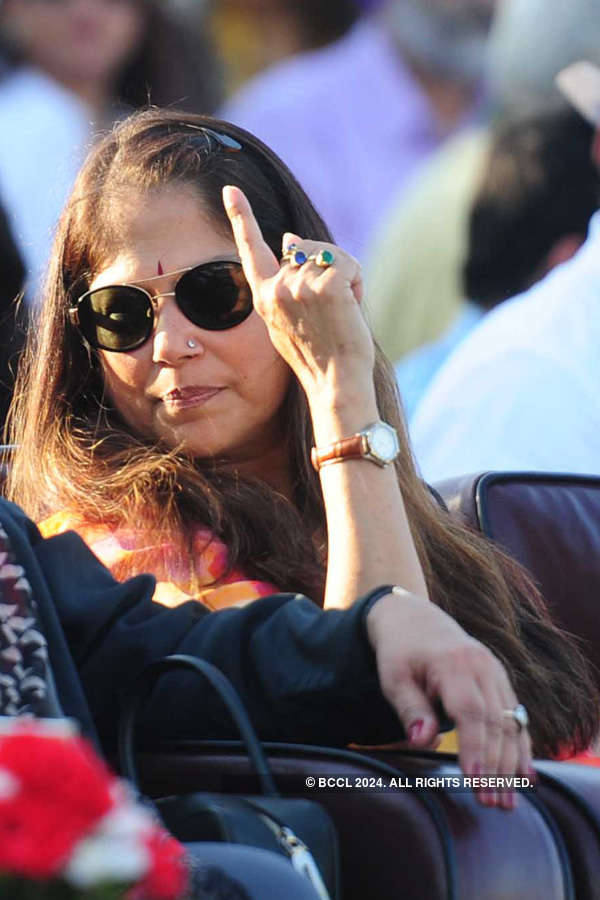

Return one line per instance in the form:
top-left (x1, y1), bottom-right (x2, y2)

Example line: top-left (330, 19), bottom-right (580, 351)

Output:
top-left (310, 249), bottom-right (335, 268)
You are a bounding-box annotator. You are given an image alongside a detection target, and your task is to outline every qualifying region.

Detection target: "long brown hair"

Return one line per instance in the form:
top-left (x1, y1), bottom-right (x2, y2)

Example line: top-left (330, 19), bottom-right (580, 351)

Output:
top-left (6, 109), bottom-right (599, 757)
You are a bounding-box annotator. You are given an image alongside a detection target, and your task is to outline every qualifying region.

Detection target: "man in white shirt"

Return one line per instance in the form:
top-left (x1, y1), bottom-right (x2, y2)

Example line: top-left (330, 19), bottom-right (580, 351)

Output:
top-left (411, 62), bottom-right (600, 481)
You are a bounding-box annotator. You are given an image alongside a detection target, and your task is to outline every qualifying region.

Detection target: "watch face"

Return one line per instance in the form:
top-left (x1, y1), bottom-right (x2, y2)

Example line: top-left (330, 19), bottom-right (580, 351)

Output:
top-left (369, 423), bottom-right (399, 463)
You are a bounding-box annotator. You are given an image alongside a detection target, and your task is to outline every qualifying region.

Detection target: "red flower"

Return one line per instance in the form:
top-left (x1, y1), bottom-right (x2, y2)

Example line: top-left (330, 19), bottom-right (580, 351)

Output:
top-left (128, 829), bottom-right (189, 900)
top-left (0, 732), bottom-right (115, 878)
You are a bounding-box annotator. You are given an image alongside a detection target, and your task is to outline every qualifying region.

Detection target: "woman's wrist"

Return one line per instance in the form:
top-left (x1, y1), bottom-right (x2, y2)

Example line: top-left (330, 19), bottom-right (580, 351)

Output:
top-left (365, 588), bottom-right (430, 648)
top-left (307, 381), bottom-right (380, 446)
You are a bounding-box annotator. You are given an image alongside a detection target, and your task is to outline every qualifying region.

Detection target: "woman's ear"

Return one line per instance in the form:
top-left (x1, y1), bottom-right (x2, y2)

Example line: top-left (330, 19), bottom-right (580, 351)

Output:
top-left (542, 234), bottom-right (584, 275)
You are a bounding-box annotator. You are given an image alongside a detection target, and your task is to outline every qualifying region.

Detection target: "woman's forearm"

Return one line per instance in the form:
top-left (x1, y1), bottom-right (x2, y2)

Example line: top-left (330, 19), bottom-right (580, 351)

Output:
top-left (308, 377), bottom-right (429, 609)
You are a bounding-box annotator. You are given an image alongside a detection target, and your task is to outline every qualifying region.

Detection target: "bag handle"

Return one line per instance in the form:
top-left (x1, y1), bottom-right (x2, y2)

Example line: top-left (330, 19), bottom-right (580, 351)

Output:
top-left (118, 654), bottom-right (279, 796)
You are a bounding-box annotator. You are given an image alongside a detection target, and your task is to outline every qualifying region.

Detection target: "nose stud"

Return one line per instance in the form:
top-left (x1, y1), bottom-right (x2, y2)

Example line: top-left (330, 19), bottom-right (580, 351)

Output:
top-left (187, 339), bottom-right (197, 349)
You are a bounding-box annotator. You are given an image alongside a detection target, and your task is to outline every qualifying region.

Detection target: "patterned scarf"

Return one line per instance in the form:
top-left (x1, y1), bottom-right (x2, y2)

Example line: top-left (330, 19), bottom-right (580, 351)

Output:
top-left (0, 524), bottom-right (52, 717)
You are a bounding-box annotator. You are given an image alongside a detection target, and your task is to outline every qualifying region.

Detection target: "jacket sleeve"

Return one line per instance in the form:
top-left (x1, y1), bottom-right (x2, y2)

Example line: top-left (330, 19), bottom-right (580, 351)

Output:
top-left (0, 500), bottom-right (401, 752)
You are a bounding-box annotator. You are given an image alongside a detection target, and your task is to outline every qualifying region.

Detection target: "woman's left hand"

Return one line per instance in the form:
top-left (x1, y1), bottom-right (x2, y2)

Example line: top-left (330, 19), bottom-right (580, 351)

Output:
top-left (223, 185), bottom-right (374, 402)
top-left (366, 590), bottom-right (533, 810)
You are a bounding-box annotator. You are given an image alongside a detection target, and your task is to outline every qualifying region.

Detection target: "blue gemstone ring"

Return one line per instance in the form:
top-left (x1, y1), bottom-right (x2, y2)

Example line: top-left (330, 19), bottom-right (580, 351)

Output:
top-left (282, 247), bottom-right (308, 267)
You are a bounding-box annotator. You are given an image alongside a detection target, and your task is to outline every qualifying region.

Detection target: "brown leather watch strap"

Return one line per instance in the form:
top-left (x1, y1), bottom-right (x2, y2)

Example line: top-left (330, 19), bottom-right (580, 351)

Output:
top-left (311, 434), bottom-right (367, 470)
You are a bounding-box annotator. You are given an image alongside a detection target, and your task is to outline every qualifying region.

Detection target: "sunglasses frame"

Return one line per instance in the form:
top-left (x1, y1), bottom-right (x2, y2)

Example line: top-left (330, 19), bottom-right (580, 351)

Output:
top-left (68, 259), bottom-right (252, 353)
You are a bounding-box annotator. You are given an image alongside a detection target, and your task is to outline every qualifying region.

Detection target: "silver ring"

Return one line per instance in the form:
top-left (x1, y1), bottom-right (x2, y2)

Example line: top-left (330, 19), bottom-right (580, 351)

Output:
top-left (502, 704), bottom-right (529, 731)
top-left (187, 339), bottom-right (197, 349)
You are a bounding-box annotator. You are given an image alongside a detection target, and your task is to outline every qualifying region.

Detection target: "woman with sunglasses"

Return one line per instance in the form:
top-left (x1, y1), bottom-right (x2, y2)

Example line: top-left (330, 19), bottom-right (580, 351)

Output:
top-left (6, 110), bottom-right (598, 803)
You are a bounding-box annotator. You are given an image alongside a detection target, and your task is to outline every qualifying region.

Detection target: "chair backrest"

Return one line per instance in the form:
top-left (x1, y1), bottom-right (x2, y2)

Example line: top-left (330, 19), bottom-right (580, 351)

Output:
top-left (435, 471), bottom-right (600, 682)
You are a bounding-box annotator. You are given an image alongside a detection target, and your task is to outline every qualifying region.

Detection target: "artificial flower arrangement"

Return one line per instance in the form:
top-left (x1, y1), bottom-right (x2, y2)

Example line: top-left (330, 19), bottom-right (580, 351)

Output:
top-left (0, 717), bottom-right (189, 899)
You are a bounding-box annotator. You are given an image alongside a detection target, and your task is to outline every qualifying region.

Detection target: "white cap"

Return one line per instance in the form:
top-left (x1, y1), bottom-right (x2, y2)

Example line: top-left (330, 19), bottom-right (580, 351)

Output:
top-left (556, 61), bottom-right (600, 127)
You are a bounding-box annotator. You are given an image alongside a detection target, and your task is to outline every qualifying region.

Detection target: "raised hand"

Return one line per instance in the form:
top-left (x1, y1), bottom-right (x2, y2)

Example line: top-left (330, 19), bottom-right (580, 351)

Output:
top-left (222, 185), bottom-right (373, 400)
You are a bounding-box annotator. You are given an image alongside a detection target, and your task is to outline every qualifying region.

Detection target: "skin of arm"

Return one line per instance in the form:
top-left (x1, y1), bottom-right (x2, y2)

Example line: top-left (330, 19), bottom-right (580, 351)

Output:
top-left (222, 186), bottom-right (428, 609)
top-left (309, 380), bottom-right (429, 607)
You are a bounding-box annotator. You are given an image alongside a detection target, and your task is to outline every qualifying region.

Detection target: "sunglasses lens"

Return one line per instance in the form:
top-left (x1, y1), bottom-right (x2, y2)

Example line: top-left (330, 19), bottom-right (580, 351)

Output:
top-left (75, 262), bottom-right (252, 352)
top-left (176, 261), bottom-right (253, 331)
top-left (79, 286), bottom-right (152, 351)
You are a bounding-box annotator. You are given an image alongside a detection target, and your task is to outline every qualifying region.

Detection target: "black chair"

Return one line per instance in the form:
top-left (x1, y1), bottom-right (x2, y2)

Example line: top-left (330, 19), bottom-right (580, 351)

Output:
top-left (436, 471), bottom-right (600, 684)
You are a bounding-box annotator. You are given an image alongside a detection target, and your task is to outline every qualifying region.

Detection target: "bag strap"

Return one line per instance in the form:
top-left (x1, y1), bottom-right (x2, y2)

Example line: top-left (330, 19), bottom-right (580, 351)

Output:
top-left (119, 654), bottom-right (279, 797)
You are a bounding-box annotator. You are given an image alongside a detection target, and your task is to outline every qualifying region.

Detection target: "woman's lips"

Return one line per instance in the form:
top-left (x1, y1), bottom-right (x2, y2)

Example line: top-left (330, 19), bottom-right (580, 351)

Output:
top-left (161, 386), bottom-right (224, 410)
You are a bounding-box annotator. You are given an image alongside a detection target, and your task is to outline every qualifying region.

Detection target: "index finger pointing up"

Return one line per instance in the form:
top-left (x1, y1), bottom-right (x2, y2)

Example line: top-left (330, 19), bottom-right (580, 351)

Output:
top-left (222, 185), bottom-right (280, 288)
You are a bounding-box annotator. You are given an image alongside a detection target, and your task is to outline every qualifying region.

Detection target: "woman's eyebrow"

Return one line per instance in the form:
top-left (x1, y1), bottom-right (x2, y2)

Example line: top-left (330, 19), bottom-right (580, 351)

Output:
top-left (126, 254), bottom-right (244, 287)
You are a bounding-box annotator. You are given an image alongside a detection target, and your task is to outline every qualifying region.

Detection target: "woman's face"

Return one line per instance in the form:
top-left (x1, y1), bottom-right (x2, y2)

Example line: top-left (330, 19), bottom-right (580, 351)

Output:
top-left (89, 186), bottom-right (292, 467)
top-left (3, 0), bottom-right (145, 88)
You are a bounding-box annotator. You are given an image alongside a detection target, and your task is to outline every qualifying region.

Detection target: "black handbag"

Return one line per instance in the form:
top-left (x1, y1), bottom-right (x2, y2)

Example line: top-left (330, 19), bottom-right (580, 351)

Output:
top-left (119, 654), bottom-right (341, 900)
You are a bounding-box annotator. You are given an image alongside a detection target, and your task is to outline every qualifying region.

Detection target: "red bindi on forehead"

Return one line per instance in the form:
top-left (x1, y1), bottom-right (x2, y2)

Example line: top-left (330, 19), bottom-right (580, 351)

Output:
top-left (157, 261), bottom-right (164, 275)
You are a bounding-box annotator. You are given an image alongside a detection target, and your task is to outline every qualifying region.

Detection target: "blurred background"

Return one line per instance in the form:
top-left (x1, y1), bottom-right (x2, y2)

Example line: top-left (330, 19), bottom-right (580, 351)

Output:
top-left (1, 0), bottom-right (600, 428)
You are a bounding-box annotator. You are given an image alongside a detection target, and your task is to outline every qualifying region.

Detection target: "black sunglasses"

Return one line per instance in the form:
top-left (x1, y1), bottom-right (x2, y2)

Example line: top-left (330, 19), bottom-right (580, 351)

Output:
top-left (69, 260), bottom-right (253, 352)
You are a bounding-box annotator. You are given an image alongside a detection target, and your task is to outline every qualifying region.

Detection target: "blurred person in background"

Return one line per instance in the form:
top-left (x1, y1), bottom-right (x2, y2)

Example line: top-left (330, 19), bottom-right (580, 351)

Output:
top-left (365, 127), bottom-right (489, 365)
top-left (210, 0), bottom-right (361, 94)
top-left (0, 0), bottom-right (221, 304)
top-left (366, 0), bottom-right (600, 368)
top-left (0, 0), bottom-right (222, 428)
top-left (221, 0), bottom-right (495, 260)
top-left (486, 0), bottom-right (600, 113)
top-left (410, 62), bottom-right (600, 480)
top-left (395, 106), bottom-right (599, 419)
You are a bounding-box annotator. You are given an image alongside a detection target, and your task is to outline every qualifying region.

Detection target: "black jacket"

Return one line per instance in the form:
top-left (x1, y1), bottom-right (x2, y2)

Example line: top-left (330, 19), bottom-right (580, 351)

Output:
top-left (0, 498), bottom-right (401, 753)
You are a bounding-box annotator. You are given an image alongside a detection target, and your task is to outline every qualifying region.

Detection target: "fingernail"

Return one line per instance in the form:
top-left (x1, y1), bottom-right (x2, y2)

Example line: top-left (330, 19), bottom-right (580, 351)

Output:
top-left (501, 792), bottom-right (516, 811)
top-left (528, 766), bottom-right (537, 784)
top-left (407, 720), bottom-right (425, 742)
top-left (479, 789), bottom-right (494, 807)
top-left (222, 186), bottom-right (236, 210)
